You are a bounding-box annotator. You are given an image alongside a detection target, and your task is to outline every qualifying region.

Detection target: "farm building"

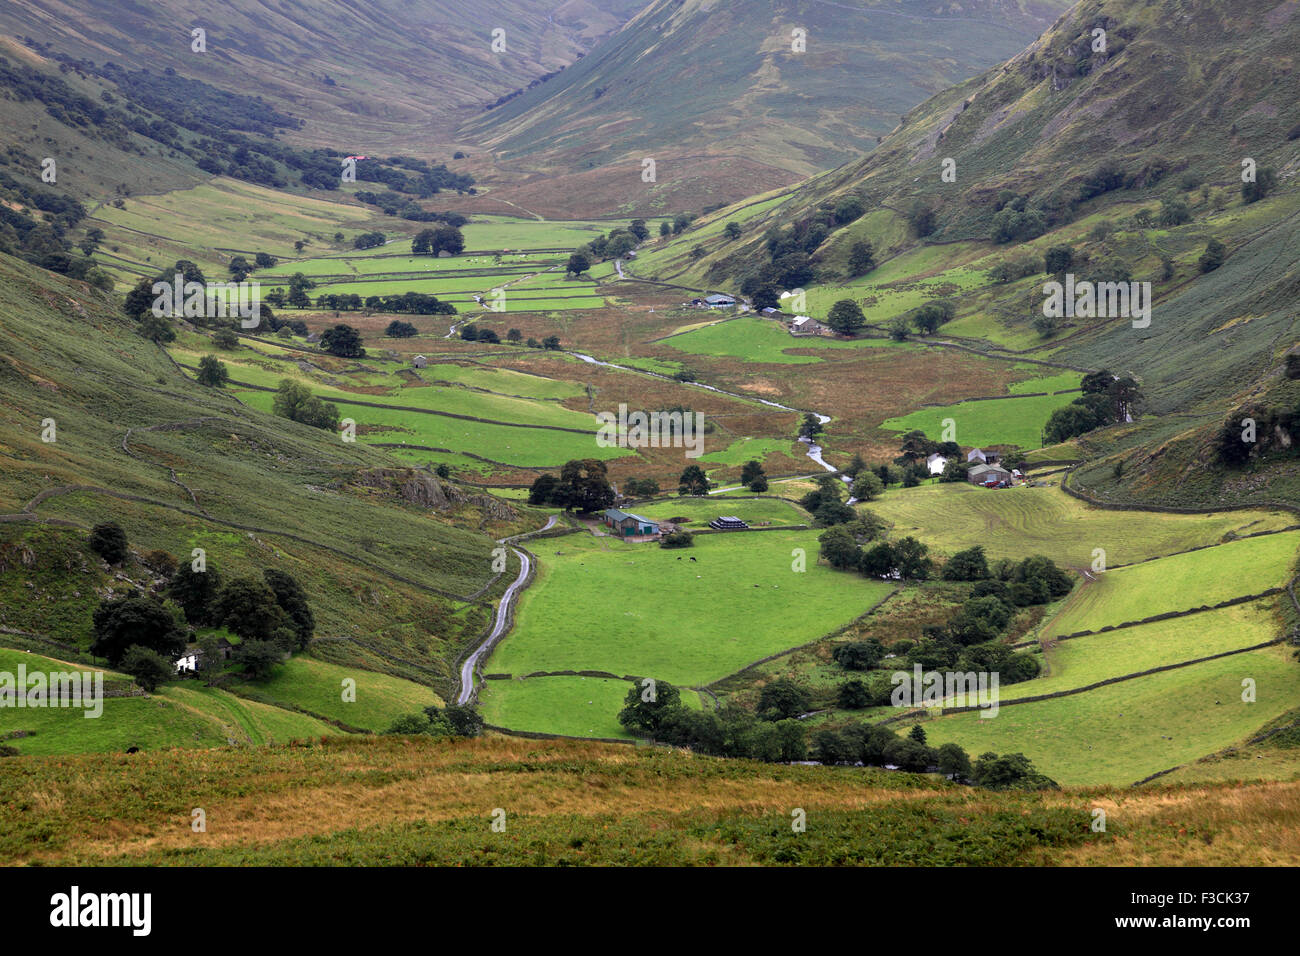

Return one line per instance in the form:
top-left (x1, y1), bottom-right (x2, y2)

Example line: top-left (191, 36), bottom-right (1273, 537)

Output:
top-left (412, 355), bottom-right (428, 368)
top-left (968, 463), bottom-right (1013, 487)
top-left (926, 453), bottom-right (949, 475)
top-left (601, 508), bottom-right (660, 537)
top-left (703, 293), bottom-right (736, 308)
top-left (790, 316), bottom-right (827, 335)
top-left (760, 306), bottom-right (782, 316)
top-left (709, 516), bottom-right (749, 530)
top-left (967, 448), bottom-right (1001, 465)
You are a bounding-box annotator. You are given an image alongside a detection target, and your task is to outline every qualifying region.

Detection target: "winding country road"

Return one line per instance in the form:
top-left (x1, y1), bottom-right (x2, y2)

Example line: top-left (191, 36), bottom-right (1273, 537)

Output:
top-left (455, 515), bottom-right (557, 705)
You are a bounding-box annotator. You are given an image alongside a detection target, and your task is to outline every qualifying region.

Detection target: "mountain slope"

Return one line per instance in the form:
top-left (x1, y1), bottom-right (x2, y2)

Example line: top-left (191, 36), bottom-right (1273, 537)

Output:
top-left (0, 0), bottom-right (646, 150)
top-left (640, 0), bottom-right (1300, 505)
top-left (458, 0), bottom-right (1072, 212)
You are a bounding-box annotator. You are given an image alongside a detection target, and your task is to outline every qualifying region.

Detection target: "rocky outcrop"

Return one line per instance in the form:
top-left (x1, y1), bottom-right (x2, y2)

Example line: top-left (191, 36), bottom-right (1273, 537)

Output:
top-left (347, 468), bottom-right (517, 521)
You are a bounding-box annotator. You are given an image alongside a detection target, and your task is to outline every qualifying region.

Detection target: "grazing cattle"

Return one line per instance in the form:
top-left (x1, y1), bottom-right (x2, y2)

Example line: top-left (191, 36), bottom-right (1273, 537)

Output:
top-left (689, 556), bottom-right (697, 562)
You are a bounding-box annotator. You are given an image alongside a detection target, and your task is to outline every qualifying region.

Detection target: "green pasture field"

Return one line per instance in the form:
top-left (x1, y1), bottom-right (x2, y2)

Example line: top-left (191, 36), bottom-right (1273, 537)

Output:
top-left (664, 316), bottom-right (910, 365)
top-left (879, 389), bottom-right (1080, 449)
top-left (1008, 372), bottom-right (1081, 394)
top-left (461, 217), bottom-right (670, 251)
top-left (480, 676), bottom-right (636, 739)
top-left (478, 674), bottom-right (705, 739)
top-left (416, 362), bottom-right (585, 400)
top-left (864, 482), bottom-right (1297, 567)
top-left (178, 348), bottom-right (596, 431)
top-left (940, 308), bottom-right (1049, 351)
top-left (699, 436), bottom-right (801, 468)
top-left (484, 530), bottom-right (893, 737)
top-left (919, 645), bottom-right (1299, 786)
top-left (262, 254), bottom-right (554, 280)
top-left (1043, 532), bottom-right (1300, 637)
top-left (629, 496), bottom-right (808, 528)
top-left (995, 599), bottom-right (1281, 704)
top-left (230, 385), bottom-right (627, 467)
top-left (230, 655), bottom-right (442, 731)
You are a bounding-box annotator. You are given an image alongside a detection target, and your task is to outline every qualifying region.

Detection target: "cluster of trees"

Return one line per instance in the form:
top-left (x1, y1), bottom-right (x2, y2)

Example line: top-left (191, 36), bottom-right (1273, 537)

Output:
top-left (273, 378), bottom-right (340, 430)
top-left (318, 324), bottom-right (365, 357)
top-left (385, 320), bottom-right (418, 337)
top-left (358, 292), bottom-right (456, 315)
top-left (799, 474), bottom-right (856, 527)
top-left (528, 459), bottom-right (616, 512)
top-left (810, 722), bottom-right (1054, 790)
top-left (86, 523), bottom-right (315, 686)
top-left (463, 326), bottom-right (556, 349)
top-left (386, 704), bottom-right (483, 738)
top-left (354, 192), bottom-right (471, 224)
top-left (353, 231), bottom-right (386, 250)
top-left (578, 219), bottom-right (650, 263)
top-left (350, 154), bottom-right (474, 197)
top-left (826, 299), bottom-right (866, 336)
top-left (991, 192), bottom-right (1047, 244)
top-left (623, 477), bottom-right (660, 498)
top-left (412, 225), bottom-right (465, 256)
top-left (818, 518), bottom-right (933, 581)
top-left (1043, 370), bottom-right (1141, 444)
top-left (618, 680), bottom-right (807, 762)
top-left (616, 679), bottom-right (1053, 788)
top-left (482, 65), bottom-right (566, 111)
top-left (1242, 168), bottom-right (1277, 204)
top-left (731, 196), bottom-right (870, 309)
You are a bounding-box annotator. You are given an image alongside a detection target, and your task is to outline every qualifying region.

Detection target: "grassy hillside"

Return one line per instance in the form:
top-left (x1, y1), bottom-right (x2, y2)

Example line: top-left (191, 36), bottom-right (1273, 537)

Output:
top-left (3, 734), bottom-right (1299, 865)
top-left (0, 251), bottom-right (537, 700)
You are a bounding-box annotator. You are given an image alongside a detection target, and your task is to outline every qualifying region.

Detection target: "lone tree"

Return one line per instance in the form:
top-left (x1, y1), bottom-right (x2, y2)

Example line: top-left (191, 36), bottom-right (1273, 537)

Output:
top-left (826, 299), bottom-right (866, 336)
top-left (412, 225), bottom-right (465, 256)
top-left (121, 646), bottom-right (173, 692)
top-left (272, 379), bottom-right (340, 430)
top-left (678, 464), bottom-right (710, 496)
top-left (847, 240), bottom-right (875, 276)
top-left (618, 679), bottom-right (683, 736)
top-left (566, 252), bottom-right (590, 276)
top-left (320, 324), bottom-right (365, 358)
top-left (1198, 238), bottom-right (1226, 273)
top-left (197, 355), bottom-right (229, 388)
top-left (88, 522), bottom-right (129, 564)
top-left (758, 678), bottom-right (811, 721)
top-left (168, 562), bottom-right (223, 626)
top-left (850, 470), bottom-right (884, 501)
top-left (1242, 167), bottom-right (1277, 204)
top-left (799, 412), bottom-right (824, 440)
